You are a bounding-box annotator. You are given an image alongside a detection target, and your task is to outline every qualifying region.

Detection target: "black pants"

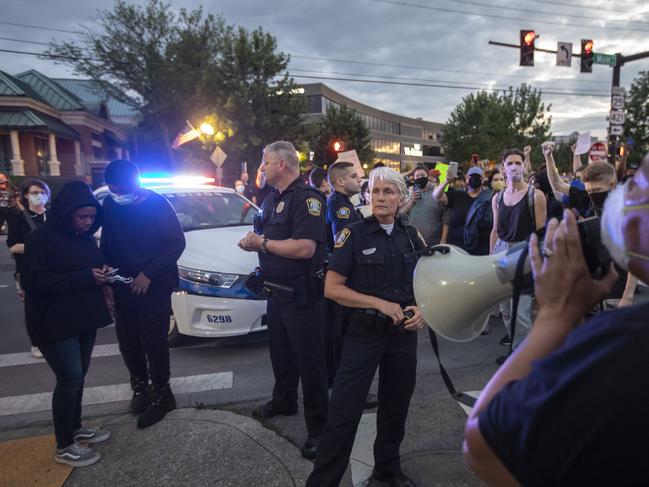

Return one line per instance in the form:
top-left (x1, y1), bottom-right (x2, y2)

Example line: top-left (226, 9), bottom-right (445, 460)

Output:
top-left (306, 326), bottom-right (418, 487)
top-left (266, 284), bottom-right (329, 438)
top-left (114, 283), bottom-right (172, 387)
top-left (40, 330), bottom-right (97, 449)
top-left (324, 298), bottom-right (344, 387)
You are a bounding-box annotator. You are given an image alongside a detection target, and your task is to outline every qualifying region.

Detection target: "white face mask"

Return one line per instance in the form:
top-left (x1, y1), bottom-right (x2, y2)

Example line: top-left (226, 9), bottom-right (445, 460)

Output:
top-left (28, 194), bottom-right (48, 206)
top-left (601, 183), bottom-right (629, 270)
top-left (235, 185), bottom-right (245, 194)
top-left (110, 192), bottom-right (138, 205)
top-left (505, 164), bottom-right (524, 182)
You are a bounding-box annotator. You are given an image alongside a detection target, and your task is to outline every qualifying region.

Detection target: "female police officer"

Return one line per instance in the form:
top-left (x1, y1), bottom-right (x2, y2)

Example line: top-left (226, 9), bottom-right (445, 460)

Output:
top-left (306, 167), bottom-right (426, 487)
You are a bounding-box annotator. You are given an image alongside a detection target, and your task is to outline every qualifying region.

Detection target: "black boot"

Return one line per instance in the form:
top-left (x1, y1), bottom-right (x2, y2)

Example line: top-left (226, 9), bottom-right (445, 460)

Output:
top-left (129, 378), bottom-right (150, 415)
top-left (137, 383), bottom-right (176, 429)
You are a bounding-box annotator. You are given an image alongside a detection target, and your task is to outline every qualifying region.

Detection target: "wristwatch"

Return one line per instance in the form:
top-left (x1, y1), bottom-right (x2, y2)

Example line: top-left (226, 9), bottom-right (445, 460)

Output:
top-left (261, 237), bottom-right (269, 254)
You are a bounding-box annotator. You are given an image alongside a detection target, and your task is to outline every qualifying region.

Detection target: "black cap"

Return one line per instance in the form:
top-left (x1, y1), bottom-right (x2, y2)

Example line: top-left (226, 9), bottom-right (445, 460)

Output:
top-left (104, 159), bottom-right (140, 187)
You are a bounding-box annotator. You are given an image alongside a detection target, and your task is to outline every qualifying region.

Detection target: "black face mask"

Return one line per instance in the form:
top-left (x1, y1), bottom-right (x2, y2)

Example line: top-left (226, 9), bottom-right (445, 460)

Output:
top-left (589, 190), bottom-right (610, 215)
top-left (414, 177), bottom-right (429, 189)
top-left (468, 174), bottom-right (482, 189)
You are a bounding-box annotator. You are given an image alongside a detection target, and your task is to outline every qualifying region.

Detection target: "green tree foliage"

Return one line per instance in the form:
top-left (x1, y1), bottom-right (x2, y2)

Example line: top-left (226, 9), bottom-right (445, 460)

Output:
top-left (309, 104), bottom-right (374, 166)
top-left (624, 70), bottom-right (649, 164)
top-left (441, 83), bottom-right (552, 165)
top-left (47, 0), bottom-right (304, 174)
top-left (553, 133), bottom-right (579, 175)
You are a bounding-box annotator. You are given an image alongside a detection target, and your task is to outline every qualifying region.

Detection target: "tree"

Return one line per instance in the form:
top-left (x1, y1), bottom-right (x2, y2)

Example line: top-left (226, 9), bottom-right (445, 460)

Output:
top-left (441, 83), bottom-right (552, 165)
top-left (553, 133), bottom-right (579, 174)
top-left (624, 70), bottom-right (649, 164)
top-left (309, 104), bottom-right (374, 166)
top-left (47, 0), bottom-right (305, 176)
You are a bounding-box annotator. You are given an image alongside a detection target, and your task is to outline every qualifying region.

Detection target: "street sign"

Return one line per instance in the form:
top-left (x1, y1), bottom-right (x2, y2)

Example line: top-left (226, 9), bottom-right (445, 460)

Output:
top-left (556, 42), bottom-right (572, 66)
top-left (589, 141), bottom-right (608, 162)
top-left (611, 94), bottom-right (625, 110)
top-left (610, 125), bottom-right (624, 136)
top-left (610, 110), bottom-right (625, 125)
top-left (210, 146), bottom-right (227, 167)
top-left (593, 53), bottom-right (616, 66)
top-left (612, 86), bottom-right (626, 96)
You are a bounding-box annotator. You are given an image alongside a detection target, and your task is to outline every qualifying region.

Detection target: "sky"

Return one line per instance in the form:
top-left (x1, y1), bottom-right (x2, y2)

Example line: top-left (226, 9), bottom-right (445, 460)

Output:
top-left (2, 0), bottom-right (648, 141)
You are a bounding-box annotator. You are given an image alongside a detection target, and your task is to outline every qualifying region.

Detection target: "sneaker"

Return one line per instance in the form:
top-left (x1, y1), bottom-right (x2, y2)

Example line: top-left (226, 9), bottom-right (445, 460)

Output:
top-left (252, 400), bottom-right (298, 419)
top-left (137, 383), bottom-right (176, 429)
top-left (499, 335), bottom-right (512, 347)
top-left (55, 442), bottom-right (100, 467)
top-left (73, 427), bottom-right (111, 444)
top-left (129, 378), bottom-right (150, 414)
top-left (31, 346), bottom-right (43, 358)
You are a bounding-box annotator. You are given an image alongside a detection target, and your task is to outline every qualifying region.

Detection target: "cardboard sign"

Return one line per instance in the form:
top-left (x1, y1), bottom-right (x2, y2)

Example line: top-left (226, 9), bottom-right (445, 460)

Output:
top-left (335, 149), bottom-right (364, 178)
top-left (574, 132), bottom-right (591, 156)
top-left (436, 163), bottom-right (451, 193)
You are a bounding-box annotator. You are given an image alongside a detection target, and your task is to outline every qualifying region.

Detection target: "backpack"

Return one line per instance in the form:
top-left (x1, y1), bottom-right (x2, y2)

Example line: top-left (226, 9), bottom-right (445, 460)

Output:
top-left (495, 184), bottom-right (536, 229)
top-left (463, 189), bottom-right (494, 253)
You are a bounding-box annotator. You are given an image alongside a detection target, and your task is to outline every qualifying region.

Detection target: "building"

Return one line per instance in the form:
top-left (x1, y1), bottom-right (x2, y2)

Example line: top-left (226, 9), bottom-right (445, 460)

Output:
top-left (0, 69), bottom-right (138, 184)
top-left (300, 83), bottom-right (445, 171)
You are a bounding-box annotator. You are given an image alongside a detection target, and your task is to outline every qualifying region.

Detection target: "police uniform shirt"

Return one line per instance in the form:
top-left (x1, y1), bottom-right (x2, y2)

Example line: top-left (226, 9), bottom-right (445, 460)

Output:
top-left (326, 191), bottom-right (362, 252)
top-left (255, 177), bottom-right (326, 280)
top-left (328, 216), bottom-right (425, 306)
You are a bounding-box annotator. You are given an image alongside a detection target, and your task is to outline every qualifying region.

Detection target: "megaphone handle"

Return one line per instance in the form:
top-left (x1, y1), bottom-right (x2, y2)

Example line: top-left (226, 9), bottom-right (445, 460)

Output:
top-left (427, 328), bottom-right (471, 404)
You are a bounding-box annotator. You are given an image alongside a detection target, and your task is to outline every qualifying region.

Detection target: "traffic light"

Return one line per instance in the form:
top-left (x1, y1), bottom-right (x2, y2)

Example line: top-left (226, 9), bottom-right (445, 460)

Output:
top-left (581, 39), bottom-right (593, 73)
top-left (520, 30), bottom-right (536, 66)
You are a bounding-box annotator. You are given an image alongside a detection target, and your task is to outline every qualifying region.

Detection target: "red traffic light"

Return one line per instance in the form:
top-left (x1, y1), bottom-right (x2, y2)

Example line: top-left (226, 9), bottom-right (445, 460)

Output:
top-left (523, 31), bottom-right (536, 46)
top-left (584, 40), bottom-right (594, 53)
top-left (333, 141), bottom-right (343, 152)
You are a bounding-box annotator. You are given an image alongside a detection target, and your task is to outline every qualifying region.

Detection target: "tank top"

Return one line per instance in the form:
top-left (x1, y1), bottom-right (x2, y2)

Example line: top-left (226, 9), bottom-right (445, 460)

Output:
top-left (497, 191), bottom-right (535, 243)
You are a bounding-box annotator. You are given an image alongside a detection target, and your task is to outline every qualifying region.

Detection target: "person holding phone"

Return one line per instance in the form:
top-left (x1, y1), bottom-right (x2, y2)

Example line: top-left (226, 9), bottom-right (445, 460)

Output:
top-left (401, 164), bottom-right (447, 246)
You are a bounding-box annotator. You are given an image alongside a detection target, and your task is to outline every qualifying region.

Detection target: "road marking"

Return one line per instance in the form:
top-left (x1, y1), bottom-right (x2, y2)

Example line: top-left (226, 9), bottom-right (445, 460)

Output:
top-left (350, 412), bottom-right (377, 486)
top-left (457, 390), bottom-right (481, 416)
top-left (0, 372), bottom-right (233, 416)
top-left (0, 343), bottom-right (122, 368)
top-left (0, 284), bottom-right (8, 288)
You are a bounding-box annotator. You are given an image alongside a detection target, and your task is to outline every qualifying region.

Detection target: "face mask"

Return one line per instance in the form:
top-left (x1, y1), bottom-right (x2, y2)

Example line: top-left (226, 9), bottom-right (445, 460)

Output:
top-left (28, 194), bottom-right (48, 206)
top-left (601, 182), bottom-right (649, 270)
top-left (492, 181), bottom-right (505, 192)
top-left (110, 192), bottom-right (138, 205)
top-left (468, 175), bottom-right (482, 189)
top-left (505, 165), bottom-right (523, 182)
top-left (414, 177), bottom-right (428, 189)
top-left (235, 185), bottom-right (245, 194)
top-left (588, 190), bottom-right (610, 215)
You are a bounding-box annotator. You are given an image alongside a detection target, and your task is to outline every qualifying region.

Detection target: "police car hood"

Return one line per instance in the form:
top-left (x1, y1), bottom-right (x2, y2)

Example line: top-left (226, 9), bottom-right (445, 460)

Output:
top-left (178, 225), bottom-right (258, 274)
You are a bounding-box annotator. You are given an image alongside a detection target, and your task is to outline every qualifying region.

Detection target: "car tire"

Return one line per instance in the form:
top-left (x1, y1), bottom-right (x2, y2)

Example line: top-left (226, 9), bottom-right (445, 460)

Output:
top-left (167, 313), bottom-right (185, 347)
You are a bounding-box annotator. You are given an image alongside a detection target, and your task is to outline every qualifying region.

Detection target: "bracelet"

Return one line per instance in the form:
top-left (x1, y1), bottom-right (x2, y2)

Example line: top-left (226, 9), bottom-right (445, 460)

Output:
top-left (261, 237), bottom-right (269, 254)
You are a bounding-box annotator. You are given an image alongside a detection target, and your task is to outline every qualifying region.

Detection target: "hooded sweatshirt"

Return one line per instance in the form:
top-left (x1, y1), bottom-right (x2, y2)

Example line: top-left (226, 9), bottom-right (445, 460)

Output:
top-left (21, 181), bottom-right (112, 346)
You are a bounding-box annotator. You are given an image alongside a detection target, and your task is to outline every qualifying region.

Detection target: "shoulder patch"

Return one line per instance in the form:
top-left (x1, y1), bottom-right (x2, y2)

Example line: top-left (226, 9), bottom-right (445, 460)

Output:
top-left (334, 227), bottom-right (351, 249)
top-left (306, 197), bottom-right (322, 216)
top-left (336, 206), bottom-right (351, 219)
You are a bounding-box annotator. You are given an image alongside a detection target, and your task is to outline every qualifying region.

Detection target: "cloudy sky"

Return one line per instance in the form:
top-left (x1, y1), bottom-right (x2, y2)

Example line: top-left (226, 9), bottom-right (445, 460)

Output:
top-left (2, 0), bottom-right (648, 140)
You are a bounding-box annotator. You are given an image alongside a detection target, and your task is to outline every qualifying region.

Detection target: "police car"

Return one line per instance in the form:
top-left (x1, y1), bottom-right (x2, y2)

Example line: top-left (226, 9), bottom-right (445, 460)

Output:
top-left (95, 177), bottom-right (266, 346)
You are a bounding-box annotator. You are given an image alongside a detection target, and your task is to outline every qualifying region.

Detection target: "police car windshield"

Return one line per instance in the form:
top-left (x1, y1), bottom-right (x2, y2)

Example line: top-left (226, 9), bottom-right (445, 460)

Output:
top-left (164, 191), bottom-right (256, 231)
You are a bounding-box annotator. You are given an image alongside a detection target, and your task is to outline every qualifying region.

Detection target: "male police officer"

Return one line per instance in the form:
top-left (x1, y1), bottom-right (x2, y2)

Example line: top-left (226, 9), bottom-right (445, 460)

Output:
top-left (238, 141), bottom-right (329, 460)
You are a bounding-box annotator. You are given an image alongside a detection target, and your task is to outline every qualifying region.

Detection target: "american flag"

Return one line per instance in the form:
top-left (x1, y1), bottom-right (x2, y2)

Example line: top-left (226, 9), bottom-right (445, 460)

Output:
top-left (171, 121), bottom-right (200, 149)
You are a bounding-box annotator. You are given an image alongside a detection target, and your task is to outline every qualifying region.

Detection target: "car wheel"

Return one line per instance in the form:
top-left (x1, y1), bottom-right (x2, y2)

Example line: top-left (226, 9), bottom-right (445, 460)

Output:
top-left (167, 313), bottom-right (184, 347)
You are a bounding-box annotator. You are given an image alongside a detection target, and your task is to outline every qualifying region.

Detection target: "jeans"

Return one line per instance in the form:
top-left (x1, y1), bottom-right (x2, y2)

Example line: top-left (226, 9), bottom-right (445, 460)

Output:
top-left (40, 330), bottom-right (97, 449)
top-left (492, 238), bottom-right (533, 349)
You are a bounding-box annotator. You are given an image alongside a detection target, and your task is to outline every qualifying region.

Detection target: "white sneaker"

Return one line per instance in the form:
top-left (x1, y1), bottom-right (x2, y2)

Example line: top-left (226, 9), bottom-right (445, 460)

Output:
top-left (55, 442), bottom-right (100, 467)
top-left (73, 426), bottom-right (111, 444)
top-left (31, 346), bottom-right (43, 358)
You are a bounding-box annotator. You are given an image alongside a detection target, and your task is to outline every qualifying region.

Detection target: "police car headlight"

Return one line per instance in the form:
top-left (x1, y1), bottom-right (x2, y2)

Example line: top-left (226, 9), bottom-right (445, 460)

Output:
top-left (178, 266), bottom-right (239, 288)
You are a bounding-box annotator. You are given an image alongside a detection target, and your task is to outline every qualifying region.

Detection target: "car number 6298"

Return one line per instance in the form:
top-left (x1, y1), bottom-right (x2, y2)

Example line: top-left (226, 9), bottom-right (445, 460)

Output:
top-left (206, 315), bottom-right (233, 324)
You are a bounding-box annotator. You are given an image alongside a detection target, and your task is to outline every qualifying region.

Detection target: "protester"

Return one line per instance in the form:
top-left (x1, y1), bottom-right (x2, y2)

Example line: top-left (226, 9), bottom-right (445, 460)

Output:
top-left (309, 167), bottom-right (332, 197)
top-left (359, 180), bottom-right (370, 206)
top-left (306, 167), bottom-right (426, 487)
top-left (100, 159), bottom-right (186, 429)
top-left (435, 167), bottom-right (492, 255)
top-left (487, 171), bottom-right (505, 193)
top-left (7, 178), bottom-right (50, 358)
top-left (0, 173), bottom-right (18, 235)
top-left (529, 169), bottom-right (564, 222)
top-left (238, 171), bottom-right (256, 201)
top-left (238, 141), bottom-right (329, 461)
top-left (401, 164), bottom-right (447, 246)
top-left (464, 154), bottom-right (649, 484)
top-left (254, 163), bottom-right (273, 207)
top-left (21, 181), bottom-right (112, 467)
top-left (490, 148), bottom-right (546, 356)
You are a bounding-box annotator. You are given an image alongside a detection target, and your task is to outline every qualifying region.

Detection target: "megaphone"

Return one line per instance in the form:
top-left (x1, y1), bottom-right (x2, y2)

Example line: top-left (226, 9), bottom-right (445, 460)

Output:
top-left (413, 243), bottom-right (531, 342)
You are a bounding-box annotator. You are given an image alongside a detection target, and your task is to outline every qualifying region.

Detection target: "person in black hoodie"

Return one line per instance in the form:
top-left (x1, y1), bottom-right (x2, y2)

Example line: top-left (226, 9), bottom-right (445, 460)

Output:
top-left (21, 180), bottom-right (112, 467)
top-left (100, 159), bottom-right (186, 429)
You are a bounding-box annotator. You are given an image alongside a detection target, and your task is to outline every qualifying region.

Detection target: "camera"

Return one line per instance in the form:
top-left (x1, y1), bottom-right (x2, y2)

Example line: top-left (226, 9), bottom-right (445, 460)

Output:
top-left (576, 216), bottom-right (613, 278)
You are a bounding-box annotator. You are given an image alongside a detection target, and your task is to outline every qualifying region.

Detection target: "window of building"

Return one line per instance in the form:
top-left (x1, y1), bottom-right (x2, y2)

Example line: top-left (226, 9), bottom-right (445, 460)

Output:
top-left (401, 124), bottom-right (423, 139)
top-left (373, 158), bottom-right (400, 172)
top-left (0, 134), bottom-right (11, 174)
top-left (423, 145), bottom-right (442, 157)
top-left (92, 146), bottom-right (104, 161)
top-left (35, 137), bottom-right (50, 176)
top-left (304, 95), bottom-right (323, 114)
top-left (371, 138), bottom-right (400, 155)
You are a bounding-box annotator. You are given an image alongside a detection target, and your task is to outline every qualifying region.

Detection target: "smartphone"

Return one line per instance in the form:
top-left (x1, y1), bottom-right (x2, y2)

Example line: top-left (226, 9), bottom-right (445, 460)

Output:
top-left (105, 268), bottom-right (119, 277)
top-left (447, 161), bottom-right (459, 179)
top-left (241, 161), bottom-right (248, 174)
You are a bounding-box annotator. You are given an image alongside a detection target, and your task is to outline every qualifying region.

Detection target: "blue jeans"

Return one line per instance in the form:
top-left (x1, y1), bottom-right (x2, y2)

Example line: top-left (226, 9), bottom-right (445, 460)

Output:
top-left (40, 331), bottom-right (97, 449)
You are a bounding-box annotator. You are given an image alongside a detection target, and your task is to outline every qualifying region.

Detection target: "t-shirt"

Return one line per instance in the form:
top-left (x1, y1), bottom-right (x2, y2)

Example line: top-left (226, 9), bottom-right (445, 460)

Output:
top-left (407, 185), bottom-right (446, 246)
top-left (479, 302), bottom-right (649, 487)
top-left (446, 189), bottom-right (478, 249)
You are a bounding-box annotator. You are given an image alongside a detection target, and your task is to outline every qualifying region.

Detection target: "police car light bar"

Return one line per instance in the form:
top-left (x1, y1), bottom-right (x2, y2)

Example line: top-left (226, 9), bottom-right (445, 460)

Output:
top-left (140, 175), bottom-right (216, 186)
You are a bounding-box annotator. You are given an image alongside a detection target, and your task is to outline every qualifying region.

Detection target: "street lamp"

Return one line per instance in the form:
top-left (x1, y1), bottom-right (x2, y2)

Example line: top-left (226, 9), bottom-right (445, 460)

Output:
top-left (333, 141), bottom-right (343, 152)
top-left (200, 122), bottom-right (215, 136)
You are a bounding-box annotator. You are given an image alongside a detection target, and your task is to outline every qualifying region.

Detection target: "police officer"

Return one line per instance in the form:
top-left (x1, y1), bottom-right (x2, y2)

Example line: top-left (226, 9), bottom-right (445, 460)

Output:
top-left (307, 167), bottom-right (426, 487)
top-left (238, 141), bottom-right (329, 460)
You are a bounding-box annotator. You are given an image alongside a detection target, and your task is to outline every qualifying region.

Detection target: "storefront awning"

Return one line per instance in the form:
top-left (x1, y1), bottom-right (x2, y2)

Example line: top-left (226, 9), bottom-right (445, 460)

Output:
top-left (0, 109), bottom-right (79, 139)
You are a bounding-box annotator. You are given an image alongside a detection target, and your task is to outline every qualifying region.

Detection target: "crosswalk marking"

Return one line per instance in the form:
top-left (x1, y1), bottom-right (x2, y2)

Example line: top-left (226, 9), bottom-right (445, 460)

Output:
top-left (0, 372), bottom-right (233, 417)
top-left (0, 343), bottom-right (122, 368)
top-left (350, 412), bottom-right (377, 486)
